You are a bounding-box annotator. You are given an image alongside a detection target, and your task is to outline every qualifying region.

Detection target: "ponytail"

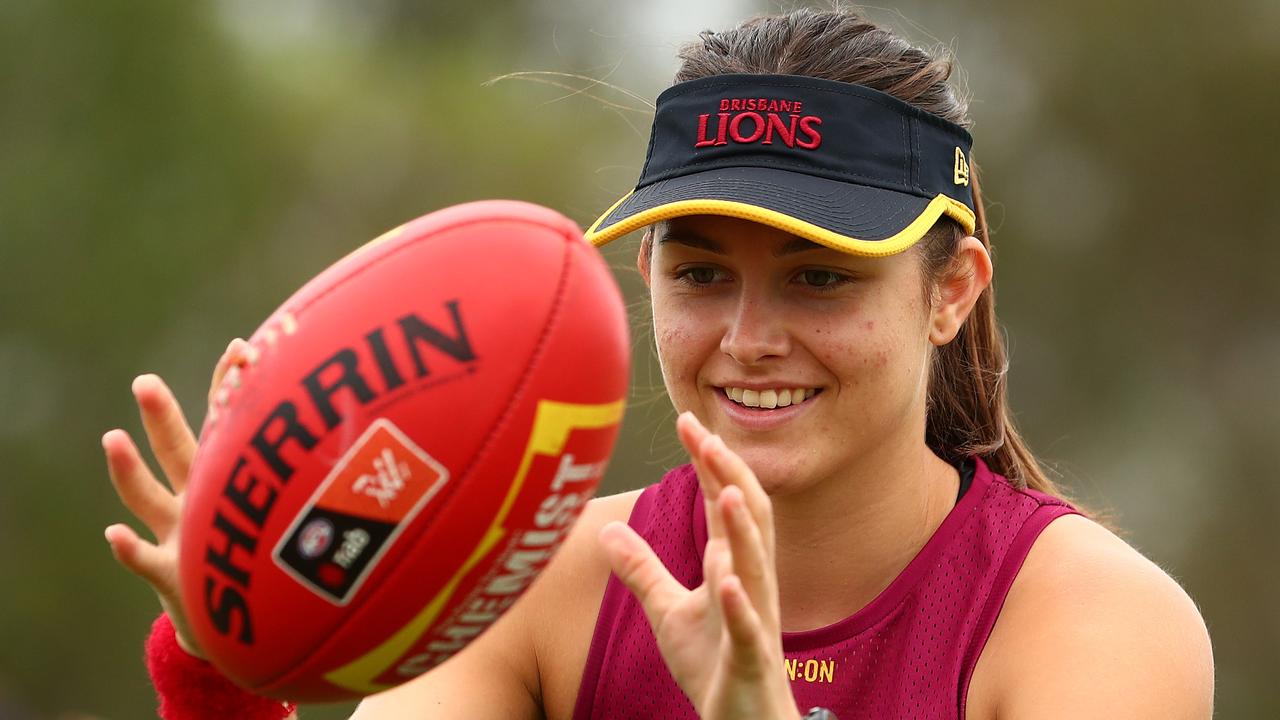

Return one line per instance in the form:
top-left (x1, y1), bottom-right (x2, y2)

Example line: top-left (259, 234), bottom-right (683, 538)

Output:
top-left (921, 161), bottom-right (1062, 496)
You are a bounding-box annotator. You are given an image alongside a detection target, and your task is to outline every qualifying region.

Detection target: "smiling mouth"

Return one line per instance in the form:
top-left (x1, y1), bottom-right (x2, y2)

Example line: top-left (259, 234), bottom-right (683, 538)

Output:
top-left (722, 386), bottom-right (822, 409)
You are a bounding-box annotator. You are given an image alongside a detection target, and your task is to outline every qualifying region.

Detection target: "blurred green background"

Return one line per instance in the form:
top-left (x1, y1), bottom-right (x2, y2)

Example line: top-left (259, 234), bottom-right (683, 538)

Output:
top-left (2, 0), bottom-right (1276, 717)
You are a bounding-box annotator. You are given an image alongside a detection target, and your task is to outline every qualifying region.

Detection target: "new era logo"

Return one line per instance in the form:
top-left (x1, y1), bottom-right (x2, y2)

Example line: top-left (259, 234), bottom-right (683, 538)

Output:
top-left (954, 147), bottom-right (970, 186)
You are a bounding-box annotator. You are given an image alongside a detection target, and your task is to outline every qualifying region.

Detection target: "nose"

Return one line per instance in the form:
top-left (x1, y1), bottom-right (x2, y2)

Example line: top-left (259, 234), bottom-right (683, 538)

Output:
top-left (719, 291), bottom-right (791, 365)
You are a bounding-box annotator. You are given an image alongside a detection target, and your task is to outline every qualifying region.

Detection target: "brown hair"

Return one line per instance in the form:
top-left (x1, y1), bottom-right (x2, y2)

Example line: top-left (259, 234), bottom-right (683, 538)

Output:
top-left (669, 8), bottom-right (1072, 499)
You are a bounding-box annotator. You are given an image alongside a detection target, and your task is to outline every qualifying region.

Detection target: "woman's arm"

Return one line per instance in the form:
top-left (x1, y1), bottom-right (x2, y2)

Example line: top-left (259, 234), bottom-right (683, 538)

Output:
top-left (347, 604), bottom-right (541, 720)
top-left (353, 488), bottom-right (638, 720)
top-left (972, 514), bottom-right (1214, 719)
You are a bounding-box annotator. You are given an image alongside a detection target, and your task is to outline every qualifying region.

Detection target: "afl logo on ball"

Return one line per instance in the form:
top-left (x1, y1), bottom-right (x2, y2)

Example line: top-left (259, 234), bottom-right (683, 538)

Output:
top-left (297, 519), bottom-right (335, 559)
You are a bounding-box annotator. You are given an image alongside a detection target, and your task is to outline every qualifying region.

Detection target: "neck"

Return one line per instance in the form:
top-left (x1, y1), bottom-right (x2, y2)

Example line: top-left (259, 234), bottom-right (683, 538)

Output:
top-left (768, 440), bottom-right (960, 632)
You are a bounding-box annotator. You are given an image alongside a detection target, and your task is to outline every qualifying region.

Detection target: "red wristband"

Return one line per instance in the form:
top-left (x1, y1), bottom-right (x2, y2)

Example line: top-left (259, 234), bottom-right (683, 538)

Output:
top-left (145, 613), bottom-right (296, 720)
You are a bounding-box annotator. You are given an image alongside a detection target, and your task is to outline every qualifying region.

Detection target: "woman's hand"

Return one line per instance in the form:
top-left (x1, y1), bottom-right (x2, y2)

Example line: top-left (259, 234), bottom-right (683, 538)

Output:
top-left (599, 412), bottom-right (800, 720)
top-left (102, 339), bottom-right (254, 658)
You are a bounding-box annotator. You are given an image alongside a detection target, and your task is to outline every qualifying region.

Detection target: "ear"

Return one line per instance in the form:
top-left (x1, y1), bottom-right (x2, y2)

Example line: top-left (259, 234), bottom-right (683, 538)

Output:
top-left (636, 229), bottom-right (654, 288)
top-left (929, 236), bottom-right (993, 346)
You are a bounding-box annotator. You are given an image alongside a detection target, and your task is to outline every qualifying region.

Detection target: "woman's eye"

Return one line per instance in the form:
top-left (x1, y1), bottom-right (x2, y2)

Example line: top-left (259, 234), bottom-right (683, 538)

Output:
top-left (798, 269), bottom-right (849, 288)
top-left (678, 266), bottom-right (722, 285)
top-left (690, 267), bottom-right (717, 284)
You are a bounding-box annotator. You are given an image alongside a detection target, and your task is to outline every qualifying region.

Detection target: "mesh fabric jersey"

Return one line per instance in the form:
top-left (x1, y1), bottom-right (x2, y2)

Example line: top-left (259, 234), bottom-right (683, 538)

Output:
top-left (572, 458), bottom-right (1079, 719)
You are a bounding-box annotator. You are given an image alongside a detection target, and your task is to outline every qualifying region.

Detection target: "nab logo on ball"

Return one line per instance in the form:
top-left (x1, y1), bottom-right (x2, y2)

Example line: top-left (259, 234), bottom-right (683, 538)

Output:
top-left (273, 419), bottom-right (449, 605)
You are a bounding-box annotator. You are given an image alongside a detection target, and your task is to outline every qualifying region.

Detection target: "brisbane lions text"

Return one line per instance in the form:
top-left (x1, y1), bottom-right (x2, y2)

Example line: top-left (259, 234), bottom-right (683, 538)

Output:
top-left (695, 96), bottom-right (822, 150)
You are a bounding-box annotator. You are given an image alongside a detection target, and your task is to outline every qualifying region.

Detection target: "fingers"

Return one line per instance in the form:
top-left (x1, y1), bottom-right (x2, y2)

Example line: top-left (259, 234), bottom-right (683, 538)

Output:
top-left (676, 412), bottom-right (775, 556)
top-left (676, 411), bottom-right (720, 495)
top-left (719, 485), bottom-right (776, 625)
top-left (104, 523), bottom-right (177, 592)
top-left (105, 522), bottom-right (200, 657)
top-left (713, 501), bottom-right (779, 680)
top-left (701, 433), bottom-right (773, 548)
top-left (132, 374), bottom-right (197, 491)
top-left (599, 521), bottom-right (687, 631)
top-left (207, 338), bottom-right (252, 405)
top-left (103, 429), bottom-right (179, 539)
top-left (717, 574), bottom-right (772, 677)
top-left (206, 339), bottom-right (256, 429)
top-left (676, 412), bottom-right (727, 541)
top-left (702, 532), bottom-right (736, 622)
top-left (208, 340), bottom-right (238, 407)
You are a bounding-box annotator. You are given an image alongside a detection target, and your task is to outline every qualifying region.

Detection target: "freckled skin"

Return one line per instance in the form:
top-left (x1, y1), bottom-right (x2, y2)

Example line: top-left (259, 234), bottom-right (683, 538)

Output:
top-left (644, 216), bottom-right (937, 496)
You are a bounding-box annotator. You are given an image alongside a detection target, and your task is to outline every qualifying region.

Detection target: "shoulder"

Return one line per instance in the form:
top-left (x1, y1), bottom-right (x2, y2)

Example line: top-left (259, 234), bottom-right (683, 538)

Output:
top-left (528, 488), bottom-right (645, 614)
top-left (969, 512), bottom-right (1215, 719)
top-left (521, 488), bottom-right (645, 717)
top-left (525, 489), bottom-right (646, 632)
top-left (536, 488), bottom-right (647, 593)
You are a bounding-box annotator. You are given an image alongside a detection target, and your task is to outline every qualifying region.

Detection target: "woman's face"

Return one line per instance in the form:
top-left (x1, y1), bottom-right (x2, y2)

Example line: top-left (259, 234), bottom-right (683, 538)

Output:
top-left (645, 215), bottom-right (939, 495)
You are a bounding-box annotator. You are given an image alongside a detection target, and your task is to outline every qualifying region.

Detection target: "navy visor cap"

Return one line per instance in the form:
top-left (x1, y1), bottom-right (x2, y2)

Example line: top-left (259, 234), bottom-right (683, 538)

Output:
top-left (586, 74), bottom-right (976, 256)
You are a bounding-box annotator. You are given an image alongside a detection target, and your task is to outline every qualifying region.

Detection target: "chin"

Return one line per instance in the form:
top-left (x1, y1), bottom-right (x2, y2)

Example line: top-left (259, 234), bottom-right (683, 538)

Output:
top-left (730, 446), bottom-right (820, 498)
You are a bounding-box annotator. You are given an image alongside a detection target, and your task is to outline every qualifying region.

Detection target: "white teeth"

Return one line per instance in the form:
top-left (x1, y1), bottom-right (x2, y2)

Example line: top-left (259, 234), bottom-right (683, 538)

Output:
top-left (724, 386), bottom-right (817, 408)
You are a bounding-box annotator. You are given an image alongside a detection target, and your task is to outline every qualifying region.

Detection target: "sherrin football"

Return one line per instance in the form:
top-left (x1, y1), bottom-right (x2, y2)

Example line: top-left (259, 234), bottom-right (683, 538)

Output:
top-left (178, 201), bottom-right (630, 701)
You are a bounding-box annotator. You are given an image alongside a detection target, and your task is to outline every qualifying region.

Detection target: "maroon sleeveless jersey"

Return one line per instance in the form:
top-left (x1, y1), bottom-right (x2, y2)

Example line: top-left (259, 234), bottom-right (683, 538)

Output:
top-left (572, 458), bottom-right (1080, 719)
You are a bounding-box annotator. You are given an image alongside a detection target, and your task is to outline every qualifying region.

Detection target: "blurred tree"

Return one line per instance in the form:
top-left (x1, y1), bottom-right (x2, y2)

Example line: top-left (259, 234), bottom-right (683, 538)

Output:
top-left (0, 0), bottom-right (635, 716)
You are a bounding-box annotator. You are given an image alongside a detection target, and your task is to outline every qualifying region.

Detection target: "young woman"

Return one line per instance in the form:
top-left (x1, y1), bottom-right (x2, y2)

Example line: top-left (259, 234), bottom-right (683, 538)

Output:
top-left (103, 9), bottom-right (1214, 719)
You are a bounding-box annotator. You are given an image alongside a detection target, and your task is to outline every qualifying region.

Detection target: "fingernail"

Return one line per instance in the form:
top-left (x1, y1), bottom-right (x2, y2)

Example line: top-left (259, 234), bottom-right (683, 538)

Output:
top-left (722, 485), bottom-right (742, 509)
top-left (598, 523), bottom-right (628, 554)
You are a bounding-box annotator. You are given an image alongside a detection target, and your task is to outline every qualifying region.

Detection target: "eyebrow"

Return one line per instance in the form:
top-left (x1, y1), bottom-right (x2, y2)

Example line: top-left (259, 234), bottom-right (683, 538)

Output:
top-left (658, 231), bottom-right (724, 253)
top-left (774, 237), bottom-right (824, 257)
top-left (657, 231), bottom-right (825, 257)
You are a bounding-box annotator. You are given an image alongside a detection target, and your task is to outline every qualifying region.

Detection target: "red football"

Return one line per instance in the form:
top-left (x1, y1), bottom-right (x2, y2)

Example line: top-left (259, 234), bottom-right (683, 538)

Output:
top-left (178, 201), bottom-right (630, 701)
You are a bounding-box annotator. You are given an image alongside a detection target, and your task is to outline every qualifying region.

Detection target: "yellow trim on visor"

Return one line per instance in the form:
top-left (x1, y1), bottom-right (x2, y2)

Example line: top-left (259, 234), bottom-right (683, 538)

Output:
top-left (584, 192), bottom-right (976, 258)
